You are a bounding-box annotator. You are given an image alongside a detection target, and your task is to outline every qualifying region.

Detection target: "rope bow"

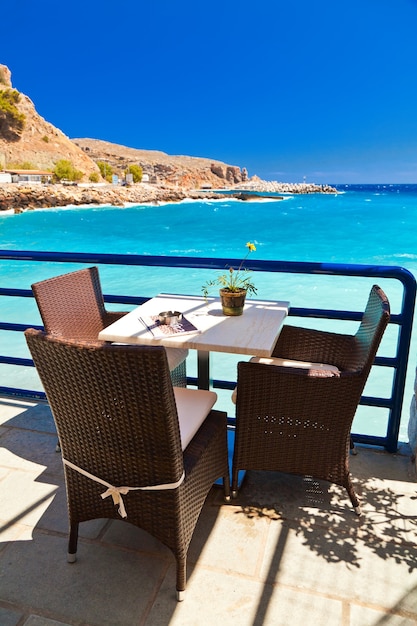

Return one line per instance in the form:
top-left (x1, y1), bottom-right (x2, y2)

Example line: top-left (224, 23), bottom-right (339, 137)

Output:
top-left (63, 458), bottom-right (185, 519)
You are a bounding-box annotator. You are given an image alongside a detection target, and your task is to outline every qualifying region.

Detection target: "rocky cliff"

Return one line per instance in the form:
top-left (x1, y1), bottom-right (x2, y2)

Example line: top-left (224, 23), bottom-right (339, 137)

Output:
top-left (0, 65), bottom-right (99, 178)
top-left (72, 138), bottom-right (248, 188)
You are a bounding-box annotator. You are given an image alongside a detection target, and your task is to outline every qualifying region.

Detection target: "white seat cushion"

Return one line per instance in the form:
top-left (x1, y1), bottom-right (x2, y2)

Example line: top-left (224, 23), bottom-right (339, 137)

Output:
top-left (166, 348), bottom-right (189, 371)
top-left (248, 356), bottom-right (340, 373)
top-left (232, 356), bottom-right (340, 403)
top-left (174, 387), bottom-right (217, 450)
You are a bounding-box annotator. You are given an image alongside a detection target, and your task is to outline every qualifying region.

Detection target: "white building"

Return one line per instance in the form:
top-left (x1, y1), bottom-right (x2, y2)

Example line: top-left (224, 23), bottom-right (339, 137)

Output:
top-left (4, 169), bottom-right (53, 184)
top-left (0, 172), bottom-right (12, 183)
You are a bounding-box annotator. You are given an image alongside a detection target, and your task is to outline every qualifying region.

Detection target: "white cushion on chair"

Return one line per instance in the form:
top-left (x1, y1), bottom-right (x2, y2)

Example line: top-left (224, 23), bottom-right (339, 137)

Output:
top-left (231, 356), bottom-right (340, 403)
top-left (166, 348), bottom-right (189, 371)
top-left (174, 387), bottom-right (217, 450)
top-left (248, 356), bottom-right (340, 373)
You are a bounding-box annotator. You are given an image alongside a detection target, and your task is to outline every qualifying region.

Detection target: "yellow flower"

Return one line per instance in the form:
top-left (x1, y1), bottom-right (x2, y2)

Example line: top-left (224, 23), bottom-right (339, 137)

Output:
top-left (202, 242), bottom-right (257, 298)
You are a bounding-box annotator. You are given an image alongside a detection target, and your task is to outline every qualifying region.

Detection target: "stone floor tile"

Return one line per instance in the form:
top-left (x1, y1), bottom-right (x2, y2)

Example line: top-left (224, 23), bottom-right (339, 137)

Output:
top-left (188, 501), bottom-right (270, 576)
top-left (0, 428), bottom-right (62, 477)
top-left (147, 564), bottom-right (344, 626)
top-left (24, 617), bottom-right (72, 626)
top-left (0, 398), bottom-right (42, 426)
top-left (396, 583), bottom-right (417, 616)
top-left (0, 401), bottom-right (56, 434)
top-left (0, 468), bottom-right (57, 529)
top-left (259, 518), bottom-right (417, 611)
top-left (0, 533), bottom-right (167, 626)
top-left (102, 518), bottom-right (172, 555)
top-left (350, 445), bottom-right (417, 484)
top-left (0, 606), bottom-right (22, 626)
top-left (33, 486), bottom-right (108, 539)
top-left (0, 520), bottom-right (39, 545)
top-left (234, 467), bottom-right (349, 513)
top-left (350, 603), bottom-right (417, 626)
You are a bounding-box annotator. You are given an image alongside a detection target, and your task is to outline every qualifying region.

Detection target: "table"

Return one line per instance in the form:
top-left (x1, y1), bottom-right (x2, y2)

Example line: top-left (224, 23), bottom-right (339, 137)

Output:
top-left (99, 293), bottom-right (290, 389)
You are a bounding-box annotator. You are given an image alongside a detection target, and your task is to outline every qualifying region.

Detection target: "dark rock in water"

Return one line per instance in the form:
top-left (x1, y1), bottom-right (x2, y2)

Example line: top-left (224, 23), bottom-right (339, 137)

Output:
top-left (234, 193), bottom-right (284, 201)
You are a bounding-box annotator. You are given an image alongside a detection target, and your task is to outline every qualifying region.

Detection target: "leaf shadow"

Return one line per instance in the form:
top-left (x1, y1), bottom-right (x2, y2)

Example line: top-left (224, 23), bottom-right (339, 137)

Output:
top-left (232, 462), bottom-right (417, 573)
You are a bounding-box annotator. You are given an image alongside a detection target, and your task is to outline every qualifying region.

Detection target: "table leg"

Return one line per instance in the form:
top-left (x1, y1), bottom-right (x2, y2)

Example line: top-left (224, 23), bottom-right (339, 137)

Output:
top-left (197, 350), bottom-right (210, 390)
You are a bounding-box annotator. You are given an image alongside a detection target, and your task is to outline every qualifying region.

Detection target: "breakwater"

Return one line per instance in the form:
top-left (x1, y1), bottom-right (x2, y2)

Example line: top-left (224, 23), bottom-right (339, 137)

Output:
top-left (0, 181), bottom-right (337, 212)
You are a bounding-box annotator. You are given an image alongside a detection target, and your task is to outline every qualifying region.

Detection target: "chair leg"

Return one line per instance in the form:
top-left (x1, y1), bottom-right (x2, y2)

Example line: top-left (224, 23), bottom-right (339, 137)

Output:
top-left (231, 466), bottom-right (240, 498)
top-left (345, 476), bottom-right (361, 516)
top-left (176, 556), bottom-right (187, 602)
top-left (350, 436), bottom-right (357, 455)
top-left (223, 473), bottom-right (231, 502)
top-left (67, 522), bottom-right (79, 562)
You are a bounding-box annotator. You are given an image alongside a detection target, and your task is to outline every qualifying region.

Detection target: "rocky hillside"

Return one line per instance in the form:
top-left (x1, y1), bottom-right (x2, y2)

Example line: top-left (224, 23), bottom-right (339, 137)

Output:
top-left (0, 65), bottom-right (99, 178)
top-left (72, 138), bottom-right (248, 188)
top-left (0, 63), bottom-right (248, 188)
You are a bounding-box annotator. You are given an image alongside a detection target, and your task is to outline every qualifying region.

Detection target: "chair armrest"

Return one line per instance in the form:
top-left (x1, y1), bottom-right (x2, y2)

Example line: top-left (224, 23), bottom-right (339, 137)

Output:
top-left (272, 325), bottom-right (356, 369)
top-left (103, 311), bottom-right (128, 326)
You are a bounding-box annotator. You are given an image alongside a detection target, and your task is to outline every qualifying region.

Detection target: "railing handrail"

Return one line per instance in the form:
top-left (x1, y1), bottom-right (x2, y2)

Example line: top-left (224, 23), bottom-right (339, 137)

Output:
top-left (0, 249), bottom-right (415, 452)
top-left (1, 248), bottom-right (416, 280)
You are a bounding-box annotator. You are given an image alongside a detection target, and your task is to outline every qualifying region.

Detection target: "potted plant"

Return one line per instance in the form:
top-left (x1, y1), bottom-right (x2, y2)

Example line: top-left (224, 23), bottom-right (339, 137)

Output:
top-left (202, 242), bottom-right (257, 315)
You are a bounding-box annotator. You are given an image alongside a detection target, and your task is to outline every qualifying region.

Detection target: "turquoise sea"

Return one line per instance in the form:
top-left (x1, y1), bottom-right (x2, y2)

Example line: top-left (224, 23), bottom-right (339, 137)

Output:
top-left (1, 183), bottom-right (417, 442)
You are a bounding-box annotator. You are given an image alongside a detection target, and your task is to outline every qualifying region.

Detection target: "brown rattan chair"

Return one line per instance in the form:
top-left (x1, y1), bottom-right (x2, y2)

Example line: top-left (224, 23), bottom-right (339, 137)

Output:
top-left (31, 266), bottom-right (188, 386)
top-left (25, 329), bottom-right (230, 601)
top-left (231, 285), bottom-right (390, 515)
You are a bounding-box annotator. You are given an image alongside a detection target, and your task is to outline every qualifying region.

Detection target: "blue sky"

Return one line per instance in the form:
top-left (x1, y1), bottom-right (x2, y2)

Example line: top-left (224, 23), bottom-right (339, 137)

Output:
top-left (3, 0), bottom-right (417, 183)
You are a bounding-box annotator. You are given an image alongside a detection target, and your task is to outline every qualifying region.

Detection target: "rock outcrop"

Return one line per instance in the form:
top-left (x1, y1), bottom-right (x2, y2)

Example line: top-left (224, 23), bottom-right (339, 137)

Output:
top-left (0, 65), bottom-right (99, 178)
top-left (236, 177), bottom-right (337, 194)
top-left (72, 138), bottom-right (248, 188)
top-left (0, 182), bottom-right (230, 212)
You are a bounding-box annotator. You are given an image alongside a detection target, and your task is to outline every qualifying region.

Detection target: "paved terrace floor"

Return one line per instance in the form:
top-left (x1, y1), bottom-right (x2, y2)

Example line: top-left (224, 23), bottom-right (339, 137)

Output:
top-left (0, 396), bottom-right (416, 626)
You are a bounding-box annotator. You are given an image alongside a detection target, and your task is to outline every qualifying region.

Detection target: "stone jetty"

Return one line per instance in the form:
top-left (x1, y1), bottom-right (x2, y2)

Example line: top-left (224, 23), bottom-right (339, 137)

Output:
top-left (0, 183), bottom-right (227, 212)
top-left (236, 178), bottom-right (337, 194)
top-left (0, 180), bottom-right (337, 213)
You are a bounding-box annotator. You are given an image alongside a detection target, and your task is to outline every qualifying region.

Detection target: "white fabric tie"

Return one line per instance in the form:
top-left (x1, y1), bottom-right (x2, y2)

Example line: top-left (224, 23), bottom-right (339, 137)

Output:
top-left (63, 458), bottom-right (185, 519)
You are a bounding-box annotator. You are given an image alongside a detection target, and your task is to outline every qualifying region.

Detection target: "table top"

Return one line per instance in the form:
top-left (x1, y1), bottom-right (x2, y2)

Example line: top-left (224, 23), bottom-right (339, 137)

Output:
top-left (99, 293), bottom-right (290, 357)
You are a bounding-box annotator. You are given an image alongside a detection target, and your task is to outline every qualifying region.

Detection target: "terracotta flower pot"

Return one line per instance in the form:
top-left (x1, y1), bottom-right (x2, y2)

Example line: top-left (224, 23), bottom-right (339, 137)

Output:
top-left (219, 288), bottom-right (247, 316)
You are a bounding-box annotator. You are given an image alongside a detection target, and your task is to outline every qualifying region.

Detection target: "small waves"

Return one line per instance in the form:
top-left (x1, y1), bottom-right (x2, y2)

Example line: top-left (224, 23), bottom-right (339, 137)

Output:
top-left (334, 183), bottom-right (417, 194)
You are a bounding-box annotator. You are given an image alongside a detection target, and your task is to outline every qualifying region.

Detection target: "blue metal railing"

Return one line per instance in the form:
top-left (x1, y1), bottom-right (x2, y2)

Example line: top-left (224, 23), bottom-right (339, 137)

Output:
top-left (0, 249), bottom-right (415, 452)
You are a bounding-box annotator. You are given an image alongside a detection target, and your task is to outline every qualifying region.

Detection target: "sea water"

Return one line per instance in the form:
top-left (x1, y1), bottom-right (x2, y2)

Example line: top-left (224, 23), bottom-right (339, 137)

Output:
top-left (1, 183), bottom-right (417, 442)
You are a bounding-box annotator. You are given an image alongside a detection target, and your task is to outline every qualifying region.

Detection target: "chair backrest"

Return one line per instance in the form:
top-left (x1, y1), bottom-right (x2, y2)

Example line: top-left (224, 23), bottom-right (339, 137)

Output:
top-left (24, 328), bottom-right (184, 486)
top-left (31, 266), bottom-right (108, 341)
top-left (350, 284), bottom-right (390, 374)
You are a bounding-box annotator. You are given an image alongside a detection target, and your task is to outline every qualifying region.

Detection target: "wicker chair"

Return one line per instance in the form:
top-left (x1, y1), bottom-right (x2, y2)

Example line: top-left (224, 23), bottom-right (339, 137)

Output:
top-left (231, 285), bottom-right (390, 515)
top-left (31, 266), bottom-right (188, 387)
top-left (25, 329), bottom-right (230, 601)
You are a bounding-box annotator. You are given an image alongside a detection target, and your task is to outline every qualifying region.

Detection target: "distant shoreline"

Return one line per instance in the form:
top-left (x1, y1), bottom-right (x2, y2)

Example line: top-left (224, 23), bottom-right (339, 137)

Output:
top-left (0, 181), bottom-right (337, 213)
